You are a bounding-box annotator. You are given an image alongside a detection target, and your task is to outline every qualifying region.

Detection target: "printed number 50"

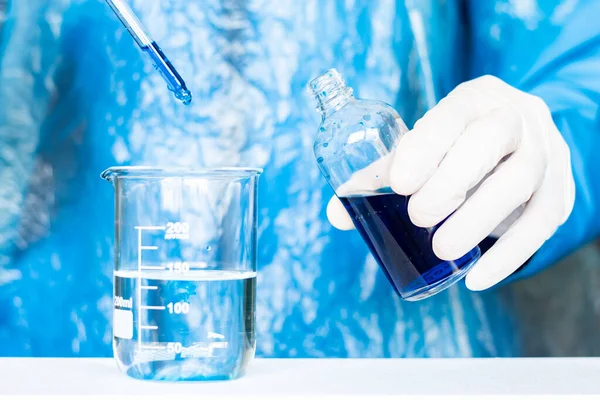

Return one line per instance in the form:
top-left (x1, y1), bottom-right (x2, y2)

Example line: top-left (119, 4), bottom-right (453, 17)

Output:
top-left (167, 342), bottom-right (182, 354)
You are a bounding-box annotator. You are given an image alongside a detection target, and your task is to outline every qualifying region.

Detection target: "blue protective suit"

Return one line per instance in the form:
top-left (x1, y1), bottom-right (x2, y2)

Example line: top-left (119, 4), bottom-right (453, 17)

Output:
top-left (0, 0), bottom-right (599, 357)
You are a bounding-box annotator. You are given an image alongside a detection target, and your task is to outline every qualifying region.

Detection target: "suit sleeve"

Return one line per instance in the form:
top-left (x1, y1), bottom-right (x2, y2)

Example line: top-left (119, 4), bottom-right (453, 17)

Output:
top-left (506, 1), bottom-right (600, 281)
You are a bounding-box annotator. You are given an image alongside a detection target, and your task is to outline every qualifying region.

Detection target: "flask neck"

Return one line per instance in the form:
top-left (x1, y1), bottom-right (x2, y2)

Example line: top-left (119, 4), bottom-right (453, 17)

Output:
top-left (308, 69), bottom-right (354, 118)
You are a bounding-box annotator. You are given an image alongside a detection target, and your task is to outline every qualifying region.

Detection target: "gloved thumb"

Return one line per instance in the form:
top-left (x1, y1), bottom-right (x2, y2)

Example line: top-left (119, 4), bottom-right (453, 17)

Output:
top-left (327, 152), bottom-right (395, 230)
top-left (327, 196), bottom-right (355, 231)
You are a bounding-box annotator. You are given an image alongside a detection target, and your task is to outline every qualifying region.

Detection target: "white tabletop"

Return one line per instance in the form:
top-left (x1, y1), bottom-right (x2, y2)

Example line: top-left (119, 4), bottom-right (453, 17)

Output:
top-left (1, 357), bottom-right (599, 398)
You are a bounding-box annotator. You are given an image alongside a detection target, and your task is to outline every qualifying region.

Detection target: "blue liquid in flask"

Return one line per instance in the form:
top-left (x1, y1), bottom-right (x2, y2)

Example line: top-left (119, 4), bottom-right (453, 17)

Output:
top-left (339, 193), bottom-right (480, 300)
top-left (113, 269), bottom-right (256, 381)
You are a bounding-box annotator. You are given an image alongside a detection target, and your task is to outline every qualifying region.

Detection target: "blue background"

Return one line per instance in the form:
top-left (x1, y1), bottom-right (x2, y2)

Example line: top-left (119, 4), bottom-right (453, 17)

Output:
top-left (0, 0), bottom-right (599, 357)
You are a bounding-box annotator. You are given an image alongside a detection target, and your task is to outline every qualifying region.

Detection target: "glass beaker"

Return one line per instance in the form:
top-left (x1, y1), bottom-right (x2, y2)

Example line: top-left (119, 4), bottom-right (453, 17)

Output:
top-left (102, 167), bottom-right (262, 381)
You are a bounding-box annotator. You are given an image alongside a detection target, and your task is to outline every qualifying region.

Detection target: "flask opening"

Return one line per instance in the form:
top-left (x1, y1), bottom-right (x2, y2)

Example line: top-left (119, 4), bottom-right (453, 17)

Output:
top-left (307, 68), bottom-right (354, 116)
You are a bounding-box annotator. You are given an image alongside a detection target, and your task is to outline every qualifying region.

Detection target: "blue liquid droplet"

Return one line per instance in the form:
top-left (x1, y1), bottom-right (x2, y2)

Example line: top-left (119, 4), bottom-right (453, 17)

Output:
top-left (322, 91), bottom-right (327, 96)
top-left (323, 143), bottom-right (329, 148)
top-left (319, 127), bottom-right (326, 132)
top-left (317, 157), bottom-right (324, 163)
top-left (359, 121), bottom-right (365, 126)
top-left (176, 89), bottom-right (193, 105)
top-left (206, 246), bottom-right (212, 251)
top-left (376, 175), bottom-right (379, 179)
top-left (363, 114), bottom-right (371, 121)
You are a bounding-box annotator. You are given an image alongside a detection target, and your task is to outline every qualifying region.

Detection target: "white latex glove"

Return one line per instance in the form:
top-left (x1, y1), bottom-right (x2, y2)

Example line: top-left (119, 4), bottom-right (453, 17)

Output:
top-left (327, 75), bottom-right (575, 291)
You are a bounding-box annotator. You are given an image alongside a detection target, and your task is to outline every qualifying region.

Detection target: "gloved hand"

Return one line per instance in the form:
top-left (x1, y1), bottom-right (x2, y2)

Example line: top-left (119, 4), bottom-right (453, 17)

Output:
top-left (327, 75), bottom-right (575, 291)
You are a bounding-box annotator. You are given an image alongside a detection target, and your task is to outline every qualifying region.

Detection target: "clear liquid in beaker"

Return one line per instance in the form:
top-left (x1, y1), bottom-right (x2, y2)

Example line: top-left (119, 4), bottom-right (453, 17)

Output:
top-left (113, 269), bottom-right (256, 381)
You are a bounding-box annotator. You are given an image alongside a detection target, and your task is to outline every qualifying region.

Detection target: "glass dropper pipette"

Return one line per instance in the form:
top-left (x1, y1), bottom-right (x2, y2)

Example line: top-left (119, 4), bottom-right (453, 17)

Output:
top-left (105, 0), bottom-right (192, 105)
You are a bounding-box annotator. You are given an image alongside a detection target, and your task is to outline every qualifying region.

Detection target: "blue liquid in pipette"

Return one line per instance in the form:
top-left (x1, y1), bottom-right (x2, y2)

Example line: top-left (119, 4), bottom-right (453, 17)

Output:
top-left (142, 41), bottom-right (192, 105)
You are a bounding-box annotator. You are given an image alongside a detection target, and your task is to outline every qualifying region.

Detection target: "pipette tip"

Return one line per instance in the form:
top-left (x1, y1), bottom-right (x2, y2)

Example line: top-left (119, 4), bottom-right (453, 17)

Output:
top-left (176, 89), bottom-right (193, 105)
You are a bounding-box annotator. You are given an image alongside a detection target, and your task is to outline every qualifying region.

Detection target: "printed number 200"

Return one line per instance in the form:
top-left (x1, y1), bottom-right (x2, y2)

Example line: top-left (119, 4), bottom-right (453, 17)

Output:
top-left (165, 222), bottom-right (189, 235)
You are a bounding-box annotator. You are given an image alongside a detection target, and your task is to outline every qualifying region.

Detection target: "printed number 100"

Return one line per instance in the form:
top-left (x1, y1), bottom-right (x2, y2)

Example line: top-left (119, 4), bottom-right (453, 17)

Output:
top-left (167, 301), bottom-right (190, 314)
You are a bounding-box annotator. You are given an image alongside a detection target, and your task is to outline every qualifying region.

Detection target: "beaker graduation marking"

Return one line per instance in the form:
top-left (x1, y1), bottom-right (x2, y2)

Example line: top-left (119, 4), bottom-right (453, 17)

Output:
top-left (133, 224), bottom-right (194, 355)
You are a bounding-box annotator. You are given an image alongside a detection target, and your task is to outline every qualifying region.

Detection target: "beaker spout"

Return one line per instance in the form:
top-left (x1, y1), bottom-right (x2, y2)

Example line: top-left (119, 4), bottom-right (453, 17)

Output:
top-left (100, 168), bottom-right (116, 184)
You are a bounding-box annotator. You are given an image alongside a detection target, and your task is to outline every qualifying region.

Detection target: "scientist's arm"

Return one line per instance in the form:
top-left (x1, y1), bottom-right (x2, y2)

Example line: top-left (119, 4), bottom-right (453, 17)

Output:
top-left (503, 1), bottom-right (600, 284)
top-left (327, 1), bottom-right (600, 291)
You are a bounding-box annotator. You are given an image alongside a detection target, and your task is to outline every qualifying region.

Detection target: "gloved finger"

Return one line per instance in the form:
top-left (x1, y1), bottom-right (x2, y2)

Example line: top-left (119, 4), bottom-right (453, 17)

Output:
top-left (432, 150), bottom-right (544, 261)
top-left (464, 181), bottom-right (564, 291)
top-left (390, 86), bottom-right (496, 196)
top-left (335, 152), bottom-right (395, 197)
top-left (408, 107), bottom-right (522, 227)
top-left (326, 195), bottom-right (355, 231)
